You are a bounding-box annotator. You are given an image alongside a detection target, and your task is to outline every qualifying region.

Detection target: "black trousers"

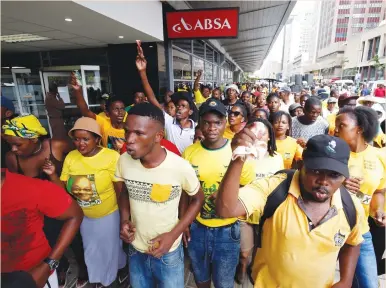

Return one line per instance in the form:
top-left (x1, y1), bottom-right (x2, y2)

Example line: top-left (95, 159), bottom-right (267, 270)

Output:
top-left (369, 217), bottom-right (385, 276)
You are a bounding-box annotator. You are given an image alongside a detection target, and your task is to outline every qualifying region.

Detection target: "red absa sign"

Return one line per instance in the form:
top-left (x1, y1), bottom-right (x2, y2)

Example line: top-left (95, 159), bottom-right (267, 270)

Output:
top-left (166, 8), bottom-right (239, 39)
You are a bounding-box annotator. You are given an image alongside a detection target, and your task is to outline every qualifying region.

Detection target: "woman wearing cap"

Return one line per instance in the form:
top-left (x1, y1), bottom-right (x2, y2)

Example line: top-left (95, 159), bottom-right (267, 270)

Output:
top-left (2, 114), bottom-right (89, 287)
top-left (335, 106), bottom-right (385, 287)
top-left (322, 97), bottom-right (338, 119)
top-left (44, 117), bottom-right (127, 287)
top-left (223, 103), bottom-right (248, 140)
top-left (223, 84), bottom-right (242, 113)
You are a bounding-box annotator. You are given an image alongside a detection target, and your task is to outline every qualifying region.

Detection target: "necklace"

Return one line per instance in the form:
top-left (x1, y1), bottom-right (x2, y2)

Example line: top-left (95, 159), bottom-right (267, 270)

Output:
top-left (31, 142), bottom-right (42, 155)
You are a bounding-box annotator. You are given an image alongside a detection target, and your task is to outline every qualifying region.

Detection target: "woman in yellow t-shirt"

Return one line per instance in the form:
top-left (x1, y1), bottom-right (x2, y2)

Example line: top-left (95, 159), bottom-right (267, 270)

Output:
top-left (271, 111), bottom-right (303, 169)
top-left (223, 103), bottom-right (248, 140)
top-left (47, 117), bottom-right (127, 287)
top-left (335, 106), bottom-right (385, 286)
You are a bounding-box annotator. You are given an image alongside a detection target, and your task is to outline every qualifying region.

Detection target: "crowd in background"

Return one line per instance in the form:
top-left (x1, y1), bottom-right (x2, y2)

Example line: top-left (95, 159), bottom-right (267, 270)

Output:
top-left (1, 44), bottom-right (386, 288)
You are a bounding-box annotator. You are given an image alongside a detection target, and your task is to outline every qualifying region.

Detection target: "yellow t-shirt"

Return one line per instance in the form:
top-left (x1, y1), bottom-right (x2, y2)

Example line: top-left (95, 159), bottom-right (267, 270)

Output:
top-left (193, 90), bottom-right (208, 104)
top-left (276, 137), bottom-right (303, 169)
top-left (248, 153), bottom-right (284, 224)
top-left (327, 113), bottom-right (336, 136)
top-left (115, 149), bottom-right (200, 253)
top-left (60, 148), bottom-right (120, 218)
top-left (182, 140), bottom-right (255, 227)
top-left (96, 114), bottom-right (125, 149)
top-left (238, 171), bottom-right (365, 288)
top-left (373, 131), bottom-right (386, 147)
top-left (98, 111), bottom-right (109, 120)
top-left (223, 123), bottom-right (235, 140)
top-left (348, 145), bottom-right (386, 233)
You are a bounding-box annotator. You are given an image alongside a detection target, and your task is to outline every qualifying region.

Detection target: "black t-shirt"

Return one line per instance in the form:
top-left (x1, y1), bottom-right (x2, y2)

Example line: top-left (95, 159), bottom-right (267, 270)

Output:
top-left (222, 98), bottom-right (243, 114)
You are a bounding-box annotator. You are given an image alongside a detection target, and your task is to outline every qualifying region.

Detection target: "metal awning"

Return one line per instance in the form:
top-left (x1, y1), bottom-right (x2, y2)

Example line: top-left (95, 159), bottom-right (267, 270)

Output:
top-left (187, 1), bottom-right (296, 72)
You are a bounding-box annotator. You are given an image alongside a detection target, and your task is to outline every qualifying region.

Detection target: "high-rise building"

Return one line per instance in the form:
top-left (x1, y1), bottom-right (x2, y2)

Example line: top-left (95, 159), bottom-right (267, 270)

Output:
top-left (318, 0), bottom-right (386, 50)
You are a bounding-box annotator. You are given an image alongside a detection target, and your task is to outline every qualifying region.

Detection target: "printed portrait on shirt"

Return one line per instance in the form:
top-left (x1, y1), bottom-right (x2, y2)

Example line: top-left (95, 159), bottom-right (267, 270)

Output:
top-left (66, 174), bottom-right (101, 207)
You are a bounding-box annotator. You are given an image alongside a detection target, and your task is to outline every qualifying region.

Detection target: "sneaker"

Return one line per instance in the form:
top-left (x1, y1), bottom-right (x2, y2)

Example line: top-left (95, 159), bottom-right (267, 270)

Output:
top-left (117, 266), bottom-right (129, 284)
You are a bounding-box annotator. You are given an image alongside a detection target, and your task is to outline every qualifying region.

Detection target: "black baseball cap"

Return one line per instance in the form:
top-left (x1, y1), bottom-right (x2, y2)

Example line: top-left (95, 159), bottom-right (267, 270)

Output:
top-left (303, 135), bottom-right (350, 178)
top-left (199, 98), bottom-right (227, 117)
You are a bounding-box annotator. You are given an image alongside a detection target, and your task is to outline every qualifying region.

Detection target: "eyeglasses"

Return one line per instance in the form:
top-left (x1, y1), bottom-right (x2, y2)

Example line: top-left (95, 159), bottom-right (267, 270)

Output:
top-left (229, 111), bottom-right (242, 117)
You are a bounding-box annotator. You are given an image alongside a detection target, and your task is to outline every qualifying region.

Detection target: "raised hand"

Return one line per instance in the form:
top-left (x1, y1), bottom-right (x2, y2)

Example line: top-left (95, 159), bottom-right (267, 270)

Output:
top-left (68, 72), bottom-right (81, 92)
top-left (136, 43), bottom-right (147, 72)
top-left (42, 158), bottom-right (56, 176)
top-left (197, 69), bottom-right (203, 77)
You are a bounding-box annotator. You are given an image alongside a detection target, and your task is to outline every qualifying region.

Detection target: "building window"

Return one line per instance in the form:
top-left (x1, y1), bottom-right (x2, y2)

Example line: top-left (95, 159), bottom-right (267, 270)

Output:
top-left (172, 40), bottom-right (192, 53)
top-left (205, 45), bottom-right (214, 63)
top-left (193, 57), bottom-right (204, 79)
top-left (172, 48), bottom-right (192, 80)
top-left (374, 36), bottom-right (381, 56)
top-left (367, 39), bottom-right (374, 60)
top-left (193, 40), bottom-right (205, 60)
top-left (204, 62), bottom-right (213, 81)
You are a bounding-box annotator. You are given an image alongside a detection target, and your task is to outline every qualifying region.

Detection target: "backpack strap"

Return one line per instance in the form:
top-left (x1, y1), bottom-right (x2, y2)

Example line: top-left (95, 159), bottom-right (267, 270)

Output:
top-left (340, 186), bottom-right (357, 230)
top-left (256, 169), bottom-right (296, 248)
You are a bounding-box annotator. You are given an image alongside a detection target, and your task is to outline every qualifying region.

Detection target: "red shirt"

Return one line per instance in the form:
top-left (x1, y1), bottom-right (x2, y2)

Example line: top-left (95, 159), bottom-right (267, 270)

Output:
top-left (374, 87), bottom-right (385, 97)
top-left (1, 169), bottom-right (73, 272)
top-left (120, 139), bottom-right (181, 156)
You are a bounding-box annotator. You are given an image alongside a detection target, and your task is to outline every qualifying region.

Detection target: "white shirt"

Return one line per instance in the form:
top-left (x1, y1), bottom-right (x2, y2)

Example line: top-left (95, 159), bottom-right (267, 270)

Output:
top-left (164, 112), bottom-right (196, 154)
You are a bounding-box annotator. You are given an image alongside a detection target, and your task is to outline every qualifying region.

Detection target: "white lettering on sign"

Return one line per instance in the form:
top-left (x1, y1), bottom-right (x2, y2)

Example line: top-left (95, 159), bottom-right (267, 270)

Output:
top-left (172, 17), bottom-right (232, 33)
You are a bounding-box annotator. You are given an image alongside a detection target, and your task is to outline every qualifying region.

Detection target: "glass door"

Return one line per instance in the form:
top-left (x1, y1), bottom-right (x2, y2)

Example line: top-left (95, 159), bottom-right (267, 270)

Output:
top-left (11, 68), bottom-right (49, 132)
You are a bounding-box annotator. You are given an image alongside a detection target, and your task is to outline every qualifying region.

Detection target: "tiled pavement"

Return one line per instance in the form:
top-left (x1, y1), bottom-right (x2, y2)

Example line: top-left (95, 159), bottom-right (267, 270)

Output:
top-left (64, 249), bottom-right (385, 288)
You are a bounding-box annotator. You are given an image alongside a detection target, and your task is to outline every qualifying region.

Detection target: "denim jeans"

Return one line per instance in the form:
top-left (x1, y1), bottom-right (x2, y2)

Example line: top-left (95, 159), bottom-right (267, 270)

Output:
top-left (352, 231), bottom-right (378, 288)
top-left (128, 243), bottom-right (184, 288)
top-left (188, 220), bottom-right (240, 288)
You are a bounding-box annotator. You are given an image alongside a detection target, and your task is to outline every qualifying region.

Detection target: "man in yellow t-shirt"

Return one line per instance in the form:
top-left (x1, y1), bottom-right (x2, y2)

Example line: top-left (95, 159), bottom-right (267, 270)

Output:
top-left (193, 69), bottom-right (211, 104)
top-left (116, 103), bottom-right (204, 288)
top-left (182, 99), bottom-right (255, 288)
top-left (69, 73), bottom-right (126, 151)
top-left (216, 134), bottom-right (364, 288)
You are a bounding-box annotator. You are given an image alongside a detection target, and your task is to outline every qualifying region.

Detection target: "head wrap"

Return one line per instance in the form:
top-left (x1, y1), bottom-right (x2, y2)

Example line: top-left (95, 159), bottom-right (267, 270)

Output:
top-left (2, 114), bottom-right (48, 138)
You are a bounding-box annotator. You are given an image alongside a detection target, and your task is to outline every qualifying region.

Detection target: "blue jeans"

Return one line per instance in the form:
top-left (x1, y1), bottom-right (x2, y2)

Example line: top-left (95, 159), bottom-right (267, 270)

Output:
top-left (128, 243), bottom-right (184, 288)
top-left (188, 220), bottom-right (240, 288)
top-left (353, 232), bottom-right (378, 288)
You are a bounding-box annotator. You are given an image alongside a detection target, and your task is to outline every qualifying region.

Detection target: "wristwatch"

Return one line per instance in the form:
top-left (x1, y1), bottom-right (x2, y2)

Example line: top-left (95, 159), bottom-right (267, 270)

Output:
top-left (43, 258), bottom-right (60, 271)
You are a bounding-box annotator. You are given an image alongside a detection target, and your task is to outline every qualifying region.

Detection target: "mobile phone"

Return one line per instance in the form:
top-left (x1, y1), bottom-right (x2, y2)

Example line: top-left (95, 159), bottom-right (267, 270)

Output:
top-left (73, 70), bottom-right (82, 86)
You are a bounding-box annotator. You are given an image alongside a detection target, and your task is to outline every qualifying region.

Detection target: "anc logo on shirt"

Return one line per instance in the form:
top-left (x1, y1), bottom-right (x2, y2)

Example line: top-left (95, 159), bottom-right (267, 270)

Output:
top-left (334, 230), bottom-right (345, 247)
top-left (67, 174), bottom-right (102, 207)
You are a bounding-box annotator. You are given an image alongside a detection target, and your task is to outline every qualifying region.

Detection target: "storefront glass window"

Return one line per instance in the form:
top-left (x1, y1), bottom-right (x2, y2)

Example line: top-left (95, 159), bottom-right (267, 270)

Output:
top-left (193, 40), bottom-right (205, 59)
top-left (206, 45), bottom-right (214, 62)
top-left (193, 57), bottom-right (204, 79)
top-left (173, 48), bottom-right (192, 80)
top-left (172, 39), bottom-right (192, 53)
top-left (205, 62), bottom-right (213, 80)
top-left (213, 65), bottom-right (218, 82)
top-left (214, 52), bottom-right (219, 64)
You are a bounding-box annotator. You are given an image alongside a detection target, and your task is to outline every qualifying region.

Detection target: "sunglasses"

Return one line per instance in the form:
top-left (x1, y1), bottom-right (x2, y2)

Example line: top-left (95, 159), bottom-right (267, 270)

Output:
top-left (229, 111), bottom-right (243, 117)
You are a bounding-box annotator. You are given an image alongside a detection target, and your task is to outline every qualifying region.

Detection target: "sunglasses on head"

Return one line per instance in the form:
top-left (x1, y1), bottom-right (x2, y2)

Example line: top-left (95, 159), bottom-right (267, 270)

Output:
top-left (229, 111), bottom-right (243, 117)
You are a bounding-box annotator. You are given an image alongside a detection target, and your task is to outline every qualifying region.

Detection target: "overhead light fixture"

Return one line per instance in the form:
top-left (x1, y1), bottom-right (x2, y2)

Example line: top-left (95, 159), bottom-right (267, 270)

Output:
top-left (65, 18), bottom-right (72, 22)
top-left (149, 45), bottom-right (153, 48)
top-left (1, 34), bottom-right (50, 43)
top-left (118, 36), bottom-right (124, 39)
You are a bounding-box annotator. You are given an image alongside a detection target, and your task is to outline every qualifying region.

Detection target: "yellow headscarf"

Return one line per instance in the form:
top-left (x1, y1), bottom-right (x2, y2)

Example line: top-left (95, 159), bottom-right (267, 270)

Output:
top-left (2, 114), bottom-right (48, 138)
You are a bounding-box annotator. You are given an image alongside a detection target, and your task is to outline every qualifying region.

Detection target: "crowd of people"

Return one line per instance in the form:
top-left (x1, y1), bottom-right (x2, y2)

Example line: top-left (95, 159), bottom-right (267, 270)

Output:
top-left (1, 44), bottom-right (386, 288)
